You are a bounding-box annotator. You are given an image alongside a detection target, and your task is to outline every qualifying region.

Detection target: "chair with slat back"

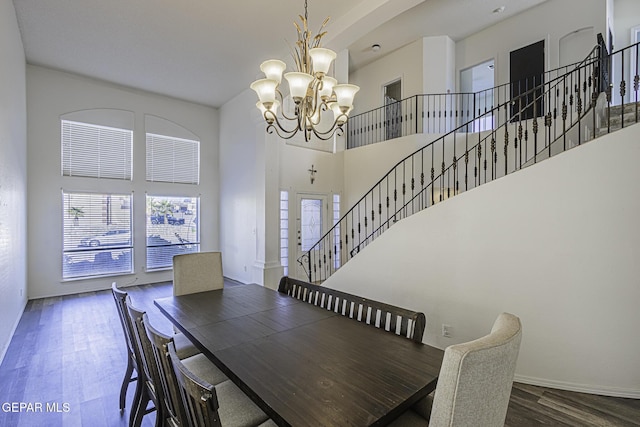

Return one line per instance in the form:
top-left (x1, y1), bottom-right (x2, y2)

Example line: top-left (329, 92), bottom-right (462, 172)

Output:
top-left (389, 312), bottom-right (523, 427)
top-left (278, 276), bottom-right (426, 343)
top-left (173, 252), bottom-right (224, 296)
top-left (169, 341), bottom-right (222, 427)
top-left (112, 282), bottom-right (199, 425)
top-left (145, 314), bottom-right (232, 427)
top-left (126, 300), bottom-right (167, 427)
top-left (111, 282), bottom-right (142, 415)
top-left (168, 343), bottom-right (275, 427)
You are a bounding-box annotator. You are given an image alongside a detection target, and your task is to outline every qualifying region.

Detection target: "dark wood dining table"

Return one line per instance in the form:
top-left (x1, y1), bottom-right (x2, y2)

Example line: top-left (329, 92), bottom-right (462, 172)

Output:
top-left (154, 283), bottom-right (444, 427)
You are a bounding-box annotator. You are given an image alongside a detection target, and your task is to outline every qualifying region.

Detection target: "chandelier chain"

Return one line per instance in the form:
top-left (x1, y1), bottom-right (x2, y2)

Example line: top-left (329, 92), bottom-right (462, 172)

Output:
top-left (304, 0), bottom-right (308, 22)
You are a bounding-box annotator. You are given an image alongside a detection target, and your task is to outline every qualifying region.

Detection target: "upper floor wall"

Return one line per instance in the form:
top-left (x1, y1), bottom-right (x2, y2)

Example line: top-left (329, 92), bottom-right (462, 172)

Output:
top-left (349, 0), bottom-right (611, 118)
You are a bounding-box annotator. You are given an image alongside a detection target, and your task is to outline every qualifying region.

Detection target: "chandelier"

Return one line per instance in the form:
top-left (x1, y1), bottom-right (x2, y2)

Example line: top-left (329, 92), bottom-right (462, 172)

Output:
top-left (250, 0), bottom-right (359, 142)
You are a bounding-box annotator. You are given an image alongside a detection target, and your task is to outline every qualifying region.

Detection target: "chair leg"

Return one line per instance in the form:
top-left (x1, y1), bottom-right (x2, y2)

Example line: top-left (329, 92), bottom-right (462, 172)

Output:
top-left (129, 378), bottom-right (145, 427)
top-left (119, 356), bottom-right (135, 411)
top-left (132, 392), bottom-right (149, 427)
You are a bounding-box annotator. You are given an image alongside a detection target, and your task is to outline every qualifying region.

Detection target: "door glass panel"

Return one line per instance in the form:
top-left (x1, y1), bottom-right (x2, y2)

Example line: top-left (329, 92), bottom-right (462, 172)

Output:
top-left (300, 198), bottom-right (322, 251)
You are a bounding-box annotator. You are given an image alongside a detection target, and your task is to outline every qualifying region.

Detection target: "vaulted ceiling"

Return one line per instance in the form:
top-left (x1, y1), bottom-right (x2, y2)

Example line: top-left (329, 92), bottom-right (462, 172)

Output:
top-left (13, 0), bottom-right (548, 107)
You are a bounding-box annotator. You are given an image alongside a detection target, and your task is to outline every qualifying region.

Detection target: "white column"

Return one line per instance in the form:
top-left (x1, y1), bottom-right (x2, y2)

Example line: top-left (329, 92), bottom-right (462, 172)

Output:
top-left (253, 127), bottom-right (284, 289)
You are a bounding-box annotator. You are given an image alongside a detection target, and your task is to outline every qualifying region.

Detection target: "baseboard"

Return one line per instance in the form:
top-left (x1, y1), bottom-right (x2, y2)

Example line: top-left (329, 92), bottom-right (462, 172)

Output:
top-left (515, 374), bottom-right (640, 399)
top-left (0, 300), bottom-right (28, 366)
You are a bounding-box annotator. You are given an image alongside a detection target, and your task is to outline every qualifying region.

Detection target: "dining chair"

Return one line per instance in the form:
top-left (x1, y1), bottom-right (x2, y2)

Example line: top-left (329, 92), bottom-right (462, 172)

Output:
top-left (126, 299), bottom-right (168, 427)
top-left (111, 283), bottom-right (144, 414)
top-left (111, 283), bottom-right (200, 418)
top-left (144, 313), bottom-right (229, 426)
top-left (172, 252), bottom-right (224, 296)
top-left (389, 312), bottom-right (522, 427)
top-left (168, 342), bottom-right (275, 427)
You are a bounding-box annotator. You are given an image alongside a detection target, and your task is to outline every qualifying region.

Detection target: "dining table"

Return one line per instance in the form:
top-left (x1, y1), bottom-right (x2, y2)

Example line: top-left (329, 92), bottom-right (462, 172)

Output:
top-left (154, 283), bottom-right (444, 427)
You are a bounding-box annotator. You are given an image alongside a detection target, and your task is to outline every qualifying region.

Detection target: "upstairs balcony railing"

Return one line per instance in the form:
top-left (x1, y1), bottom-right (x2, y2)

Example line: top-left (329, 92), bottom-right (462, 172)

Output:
top-left (346, 49), bottom-right (610, 149)
top-left (299, 36), bottom-right (639, 284)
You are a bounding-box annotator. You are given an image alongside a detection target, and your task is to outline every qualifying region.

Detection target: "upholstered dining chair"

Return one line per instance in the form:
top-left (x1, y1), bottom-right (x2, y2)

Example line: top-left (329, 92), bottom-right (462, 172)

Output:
top-left (173, 252), bottom-right (224, 296)
top-left (389, 312), bottom-right (522, 427)
top-left (111, 283), bottom-right (199, 419)
top-left (168, 342), bottom-right (276, 427)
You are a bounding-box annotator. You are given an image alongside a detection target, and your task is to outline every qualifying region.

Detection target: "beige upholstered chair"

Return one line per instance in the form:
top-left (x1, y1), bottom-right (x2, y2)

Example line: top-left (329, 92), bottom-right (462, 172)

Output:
top-left (173, 252), bottom-right (224, 296)
top-left (390, 312), bottom-right (522, 427)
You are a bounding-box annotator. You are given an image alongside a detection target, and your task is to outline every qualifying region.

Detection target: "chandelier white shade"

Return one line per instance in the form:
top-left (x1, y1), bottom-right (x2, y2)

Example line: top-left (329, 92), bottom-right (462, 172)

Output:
top-left (250, 1), bottom-right (359, 141)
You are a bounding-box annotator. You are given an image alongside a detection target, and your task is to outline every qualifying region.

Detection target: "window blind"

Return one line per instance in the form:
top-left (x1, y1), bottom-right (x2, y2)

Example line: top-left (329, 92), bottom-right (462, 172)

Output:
top-left (61, 120), bottom-right (133, 180)
top-left (146, 195), bottom-right (200, 270)
top-left (146, 133), bottom-right (200, 184)
top-left (62, 191), bottom-right (133, 279)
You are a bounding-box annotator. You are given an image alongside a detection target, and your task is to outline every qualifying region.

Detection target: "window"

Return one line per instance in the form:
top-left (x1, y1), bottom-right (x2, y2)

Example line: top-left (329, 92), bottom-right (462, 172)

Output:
top-left (146, 195), bottom-right (200, 270)
top-left (280, 191), bottom-right (289, 276)
top-left (61, 120), bottom-right (132, 180)
top-left (63, 191), bottom-right (133, 279)
top-left (146, 133), bottom-right (200, 184)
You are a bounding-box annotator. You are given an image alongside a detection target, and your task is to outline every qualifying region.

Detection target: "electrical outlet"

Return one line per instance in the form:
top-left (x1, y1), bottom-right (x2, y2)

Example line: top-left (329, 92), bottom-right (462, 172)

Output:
top-left (442, 324), bottom-right (452, 338)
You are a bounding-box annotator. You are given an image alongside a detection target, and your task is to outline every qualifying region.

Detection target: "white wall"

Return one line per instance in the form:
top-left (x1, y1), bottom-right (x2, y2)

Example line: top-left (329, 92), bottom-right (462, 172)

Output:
top-left (350, 38), bottom-right (424, 114)
top-left (219, 89), bottom-right (259, 284)
top-left (0, 0), bottom-right (28, 362)
top-left (26, 66), bottom-right (219, 298)
top-left (456, 0), bottom-right (606, 91)
top-left (324, 124), bottom-right (640, 398)
top-left (220, 87), bottom-right (346, 285)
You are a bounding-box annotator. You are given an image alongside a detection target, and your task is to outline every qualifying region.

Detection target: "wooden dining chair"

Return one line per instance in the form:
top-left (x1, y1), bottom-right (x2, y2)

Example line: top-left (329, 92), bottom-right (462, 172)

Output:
top-left (126, 300), bottom-right (168, 427)
top-left (144, 313), bottom-right (229, 426)
top-left (168, 342), bottom-right (275, 427)
top-left (173, 252), bottom-right (224, 296)
top-left (111, 283), bottom-right (200, 420)
top-left (111, 283), bottom-right (143, 414)
top-left (389, 312), bottom-right (522, 427)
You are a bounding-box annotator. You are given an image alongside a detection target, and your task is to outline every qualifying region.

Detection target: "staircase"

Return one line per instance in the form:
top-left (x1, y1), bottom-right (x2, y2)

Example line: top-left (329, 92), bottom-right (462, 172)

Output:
top-left (298, 39), bottom-right (640, 284)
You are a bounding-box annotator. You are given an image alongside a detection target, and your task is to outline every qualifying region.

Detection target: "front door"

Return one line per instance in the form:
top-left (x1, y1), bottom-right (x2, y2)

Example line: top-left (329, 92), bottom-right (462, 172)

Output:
top-left (294, 193), bottom-right (328, 281)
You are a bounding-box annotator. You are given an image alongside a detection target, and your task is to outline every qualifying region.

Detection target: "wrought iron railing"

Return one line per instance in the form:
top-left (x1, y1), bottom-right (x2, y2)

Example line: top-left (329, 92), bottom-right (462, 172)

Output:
top-left (299, 37), bottom-right (640, 284)
top-left (346, 59), bottom-right (609, 149)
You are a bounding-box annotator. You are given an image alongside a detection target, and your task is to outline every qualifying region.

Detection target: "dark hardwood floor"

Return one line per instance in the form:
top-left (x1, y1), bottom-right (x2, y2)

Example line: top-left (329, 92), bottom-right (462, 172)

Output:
top-left (0, 281), bottom-right (638, 427)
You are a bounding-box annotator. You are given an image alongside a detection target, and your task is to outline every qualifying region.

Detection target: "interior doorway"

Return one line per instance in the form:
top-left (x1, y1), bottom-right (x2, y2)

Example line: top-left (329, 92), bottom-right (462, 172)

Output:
top-left (460, 59), bottom-right (495, 131)
top-left (384, 79), bottom-right (402, 140)
top-left (510, 40), bottom-right (545, 121)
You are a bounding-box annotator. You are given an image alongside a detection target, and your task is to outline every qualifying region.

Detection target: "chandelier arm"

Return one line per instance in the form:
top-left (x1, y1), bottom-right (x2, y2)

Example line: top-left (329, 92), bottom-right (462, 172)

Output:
top-left (266, 123), bottom-right (300, 140)
top-left (267, 111), bottom-right (302, 136)
top-left (274, 89), bottom-right (299, 122)
top-left (307, 121), bottom-right (345, 141)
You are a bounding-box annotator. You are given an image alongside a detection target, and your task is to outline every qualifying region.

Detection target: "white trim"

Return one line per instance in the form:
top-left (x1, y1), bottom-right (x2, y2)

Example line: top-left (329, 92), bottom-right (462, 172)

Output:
top-left (514, 374), bottom-right (640, 399)
top-left (631, 25), bottom-right (640, 45)
top-left (0, 300), bottom-right (28, 366)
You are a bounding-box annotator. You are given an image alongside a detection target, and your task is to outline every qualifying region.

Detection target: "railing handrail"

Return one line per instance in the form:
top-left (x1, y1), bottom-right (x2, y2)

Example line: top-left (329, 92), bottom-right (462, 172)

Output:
top-left (348, 50), bottom-right (600, 121)
top-left (350, 73), bottom-right (601, 255)
top-left (317, 57), bottom-right (599, 249)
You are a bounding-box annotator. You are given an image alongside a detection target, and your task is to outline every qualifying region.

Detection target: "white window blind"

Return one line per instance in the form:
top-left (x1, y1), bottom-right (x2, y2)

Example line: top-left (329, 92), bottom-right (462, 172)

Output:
top-left (146, 195), bottom-right (200, 270)
top-left (62, 120), bottom-right (132, 180)
top-left (146, 133), bottom-right (200, 184)
top-left (62, 191), bottom-right (133, 279)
